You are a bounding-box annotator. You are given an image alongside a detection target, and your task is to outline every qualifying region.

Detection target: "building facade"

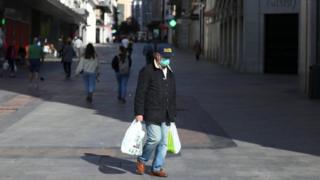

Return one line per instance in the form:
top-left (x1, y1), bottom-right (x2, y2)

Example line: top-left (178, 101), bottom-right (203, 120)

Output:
top-left (82, 0), bottom-right (114, 44)
top-left (117, 0), bottom-right (133, 23)
top-left (299, 0), bottom-right (319, 96)
top-left (0, 0), bottom-right (114, 49)
top-left (204, 0), bottom-right (301, 74)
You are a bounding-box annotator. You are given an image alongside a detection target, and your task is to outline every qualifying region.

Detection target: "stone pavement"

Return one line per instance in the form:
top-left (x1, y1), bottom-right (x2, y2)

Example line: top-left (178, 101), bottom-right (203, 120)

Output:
top-left (0, 43), bottom-right (319, 180)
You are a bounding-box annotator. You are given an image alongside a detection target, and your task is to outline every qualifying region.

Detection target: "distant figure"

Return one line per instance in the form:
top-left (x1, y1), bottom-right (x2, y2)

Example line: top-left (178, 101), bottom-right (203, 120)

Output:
top-left (73, 36), bottom-right (83, 58)
top-left (112, 46), bottom-right (132, 103)
top-left (17, 45), bottom-right (27, 65)
top-left (75, 43), bottom-right (99, 103)
top-left (6, 42), bottom-right (16, 77)
top-left (127, 38), bottom-right (134, 57)
top-left (0, 26), bottom-right (4, 59)
top-left (27, 38), bottom-right (43, 89)
top-left (61, 38), bottom-right (76, 79)
top-left (142, 40), bottom-right (154, 65)
top-left (43, 38), bottom-right (50, 58)
top-left (56, 36), bottom-right (64, 57)
top-left (194, 40), bottom-right (201, 61)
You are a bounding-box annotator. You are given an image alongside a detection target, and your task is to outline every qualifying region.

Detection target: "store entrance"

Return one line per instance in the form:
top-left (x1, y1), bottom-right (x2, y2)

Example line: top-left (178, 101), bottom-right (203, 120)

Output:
top-left (264, 14), bottom-right (299, 74)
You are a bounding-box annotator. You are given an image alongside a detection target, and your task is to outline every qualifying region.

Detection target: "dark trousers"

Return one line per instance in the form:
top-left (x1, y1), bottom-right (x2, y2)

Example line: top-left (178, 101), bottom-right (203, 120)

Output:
top-left (8, 59), bottom-right (15, 73)
top-left (63, 62), bottom-right (72, 77)
top-left (196, 53), bottom-right (200, 61)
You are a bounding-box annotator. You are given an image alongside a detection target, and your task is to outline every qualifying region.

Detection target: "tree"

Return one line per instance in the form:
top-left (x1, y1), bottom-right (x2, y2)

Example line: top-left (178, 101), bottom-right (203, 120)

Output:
top-left (118, 17), bottom-right (140, 35)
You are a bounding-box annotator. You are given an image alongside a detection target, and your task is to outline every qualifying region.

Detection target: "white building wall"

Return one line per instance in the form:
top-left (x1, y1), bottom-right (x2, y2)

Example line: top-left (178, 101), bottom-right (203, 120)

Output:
top-left (204, 0), bottom-right (218, 62)
top-left (85, 2), bottom-right (97, 44)
top-left (103, 13), bottom-right (113, 43)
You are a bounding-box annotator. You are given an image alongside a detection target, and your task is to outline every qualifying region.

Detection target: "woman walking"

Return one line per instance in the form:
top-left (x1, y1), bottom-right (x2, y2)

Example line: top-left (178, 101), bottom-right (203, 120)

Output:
top-left (76, 43), bottom-right (99, 103)
top-left (112, 46), bottom-right (132, 103)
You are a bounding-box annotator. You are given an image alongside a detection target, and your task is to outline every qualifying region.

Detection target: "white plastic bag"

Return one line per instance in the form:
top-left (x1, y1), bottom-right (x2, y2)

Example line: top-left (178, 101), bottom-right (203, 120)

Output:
top-left (167, 123), bottom-right (181, 154)
top-left (121, 120), bottom-right (145, 156)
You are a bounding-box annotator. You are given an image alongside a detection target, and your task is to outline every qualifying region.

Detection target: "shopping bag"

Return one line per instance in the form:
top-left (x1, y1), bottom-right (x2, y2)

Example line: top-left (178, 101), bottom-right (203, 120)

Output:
top-left (167, 123), bottom-right (181, 154)
top-left (121, 120), bottom-right (145, 156)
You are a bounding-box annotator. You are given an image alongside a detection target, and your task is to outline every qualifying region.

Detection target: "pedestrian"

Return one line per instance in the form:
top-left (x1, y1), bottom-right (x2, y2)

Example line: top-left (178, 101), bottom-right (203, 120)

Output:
top-left (0, 26), bottom-right (4, 60)
top-left (5, 42), bottom-right (16, 77)
top-left (17, 45), bottom-right (27, 65)
top-left (43, 38), bottom-right (50, 58)
top-left (73, 36), bottom-right (83, 59)
top-left (194, 40), bottom-right (201, 61)
top-left (112, 45), bottom-right (132, 103)
top-left (142, 40), bottom-right (154, 65)
top-left (75, 43), bottom-right (99, 103)
top-left (26, 37), bottom-right (43, 89)
top-left (56, 36), bottom-right (64, 58)
top-left (127, 38), bottom-right (133, 57)
top-left (61, 38), bottom-right (76, 79)
top-left (135, 44), bottom-right (176, 177)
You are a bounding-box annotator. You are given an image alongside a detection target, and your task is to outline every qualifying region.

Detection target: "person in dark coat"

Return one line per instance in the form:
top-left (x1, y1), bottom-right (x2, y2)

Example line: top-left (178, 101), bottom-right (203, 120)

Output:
top-left (142, 40), bottom-right (154, 65)
top-left (6, 42), bottom-right (16, 77)
top-left (61, 38), bottom-right (76, 79)
top-left (135, 44), bottom-right (176, 177)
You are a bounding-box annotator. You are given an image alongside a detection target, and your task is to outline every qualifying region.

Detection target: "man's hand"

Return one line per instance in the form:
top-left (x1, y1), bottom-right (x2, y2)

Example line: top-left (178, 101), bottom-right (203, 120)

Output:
top-left (135, 115), bottom-right (143, 122)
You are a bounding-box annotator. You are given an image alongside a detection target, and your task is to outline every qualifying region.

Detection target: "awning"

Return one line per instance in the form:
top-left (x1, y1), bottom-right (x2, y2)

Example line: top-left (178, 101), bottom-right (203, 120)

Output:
top-left (46, 0), bottom-right (87, 23)
top-left (20, 0), bottom-right (87, 24)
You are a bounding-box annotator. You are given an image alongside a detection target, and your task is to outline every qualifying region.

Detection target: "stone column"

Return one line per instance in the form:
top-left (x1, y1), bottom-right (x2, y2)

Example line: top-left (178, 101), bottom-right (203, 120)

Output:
top-left (299, 0), bottom-right (317, 94)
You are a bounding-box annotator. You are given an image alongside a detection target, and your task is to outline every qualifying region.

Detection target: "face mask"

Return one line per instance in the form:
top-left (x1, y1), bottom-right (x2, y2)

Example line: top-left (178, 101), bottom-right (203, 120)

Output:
top-left (160, 58), bottom-right (170, 67)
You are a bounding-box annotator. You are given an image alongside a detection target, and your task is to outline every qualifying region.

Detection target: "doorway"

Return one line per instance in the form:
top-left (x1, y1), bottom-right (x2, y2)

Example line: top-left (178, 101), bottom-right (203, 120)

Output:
top-left (264, 14), bottom-right (299, 74)
top-left (96, 28), bottom-right (100, 44)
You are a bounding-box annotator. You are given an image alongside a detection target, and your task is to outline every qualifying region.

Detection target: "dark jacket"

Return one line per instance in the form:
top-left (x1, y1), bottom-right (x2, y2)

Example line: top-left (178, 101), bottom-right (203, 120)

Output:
top-left (61, 45), bottom-right (76, 62)
top-left (111, 54), bottom-right (132, 73)
top-left (134, 63), bottom-right (176, 125)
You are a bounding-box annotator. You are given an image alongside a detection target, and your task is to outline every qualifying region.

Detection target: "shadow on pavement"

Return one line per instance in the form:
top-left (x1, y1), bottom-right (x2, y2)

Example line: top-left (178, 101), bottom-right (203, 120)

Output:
top-left (82, 153), bottom-right (143, 175)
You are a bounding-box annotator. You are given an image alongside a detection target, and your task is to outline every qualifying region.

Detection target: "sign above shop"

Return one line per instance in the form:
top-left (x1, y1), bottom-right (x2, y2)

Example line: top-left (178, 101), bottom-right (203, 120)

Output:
top-left (262, 0), bottom-right (300, 13)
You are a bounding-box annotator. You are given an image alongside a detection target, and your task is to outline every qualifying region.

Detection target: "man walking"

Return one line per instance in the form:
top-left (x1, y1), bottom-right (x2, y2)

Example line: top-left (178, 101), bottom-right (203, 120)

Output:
top-left (73, 36), bottom-right (83, 59)
top-left (61, 38), bottom-right (76, 79)
top-left (26, 37), bottom-right (43, 89)
top-left (134, 45), bottom-right (176, 177)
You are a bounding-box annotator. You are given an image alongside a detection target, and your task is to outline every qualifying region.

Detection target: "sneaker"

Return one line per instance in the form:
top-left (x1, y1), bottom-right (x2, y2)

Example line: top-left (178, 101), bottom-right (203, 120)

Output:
top-left (136, 160), bottom-right (145, 175)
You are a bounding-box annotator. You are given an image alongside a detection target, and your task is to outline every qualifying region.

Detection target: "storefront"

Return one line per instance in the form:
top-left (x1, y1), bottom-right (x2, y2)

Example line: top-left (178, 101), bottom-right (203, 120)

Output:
top-left (204, 0), bottom-right (300, 74)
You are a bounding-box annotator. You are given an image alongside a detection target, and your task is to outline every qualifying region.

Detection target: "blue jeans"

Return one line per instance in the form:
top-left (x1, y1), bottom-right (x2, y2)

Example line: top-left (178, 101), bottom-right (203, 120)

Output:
top-left (116, 73), bottom-right (129, 99)
top-left (138, 122), bottom-right (169, 172)
top-left (83, 72), bottom-right (96, 94)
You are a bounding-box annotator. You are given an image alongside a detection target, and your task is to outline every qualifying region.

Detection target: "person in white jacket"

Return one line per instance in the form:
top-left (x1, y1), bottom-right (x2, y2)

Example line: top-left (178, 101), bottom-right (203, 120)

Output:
top-left (76, 43), bottom-right (99, 103)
